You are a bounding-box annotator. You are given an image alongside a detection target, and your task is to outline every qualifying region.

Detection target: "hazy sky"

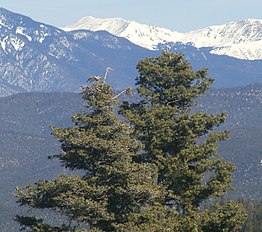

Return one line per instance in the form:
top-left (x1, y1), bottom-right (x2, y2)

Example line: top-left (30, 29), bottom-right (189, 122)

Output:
top-left (0, 0), bottom-right (262, 32)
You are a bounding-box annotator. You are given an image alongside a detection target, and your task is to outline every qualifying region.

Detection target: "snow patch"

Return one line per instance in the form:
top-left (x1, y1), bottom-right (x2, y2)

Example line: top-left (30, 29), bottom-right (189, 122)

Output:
top-left (0, 36), bottom-right (8, 51)
top-left (16, 27), bottom-right (32, 41)
top-left (11, 37), bottom-right (25, 51)
top-left (32, 30), bottom-right (50, 43)
top-left (0, 18), bottom-right (11, 29)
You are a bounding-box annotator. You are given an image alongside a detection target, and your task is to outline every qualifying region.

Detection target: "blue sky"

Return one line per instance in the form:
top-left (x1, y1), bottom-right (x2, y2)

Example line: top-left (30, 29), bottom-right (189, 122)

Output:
top-left (0, 0), bottom-right (262, 32)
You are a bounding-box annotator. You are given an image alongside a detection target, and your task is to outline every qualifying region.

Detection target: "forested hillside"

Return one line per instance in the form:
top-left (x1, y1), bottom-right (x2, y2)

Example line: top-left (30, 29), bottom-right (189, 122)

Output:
top-left (199, 84), bottom-right (262, 199)
top-left (0, 93), bottom-right (82, 231)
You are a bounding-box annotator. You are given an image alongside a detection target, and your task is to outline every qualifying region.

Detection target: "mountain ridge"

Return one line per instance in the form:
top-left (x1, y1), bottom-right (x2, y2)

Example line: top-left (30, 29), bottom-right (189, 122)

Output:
top-left (64, 16), bottom-right (262, 60)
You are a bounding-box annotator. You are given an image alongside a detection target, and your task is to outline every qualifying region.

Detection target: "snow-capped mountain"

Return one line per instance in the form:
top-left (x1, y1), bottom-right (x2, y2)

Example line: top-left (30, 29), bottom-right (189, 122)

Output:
top-left (64, 17), bottom-right (262, 60)
top-left (2, 7), bottom-right (262, 97)
top-left (64, 16), bottom-right (183, 50)
top-left (184, 19), bottom-right (262, 60)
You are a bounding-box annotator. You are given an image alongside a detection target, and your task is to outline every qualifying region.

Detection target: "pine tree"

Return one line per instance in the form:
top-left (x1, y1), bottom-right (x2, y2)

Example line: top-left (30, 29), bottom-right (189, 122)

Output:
top-left (15, 77), bottom-right (165, 231)
top-left (16, 52), bottom-right (247, 231)
top-left (120, 51), bottom-right (247, 231)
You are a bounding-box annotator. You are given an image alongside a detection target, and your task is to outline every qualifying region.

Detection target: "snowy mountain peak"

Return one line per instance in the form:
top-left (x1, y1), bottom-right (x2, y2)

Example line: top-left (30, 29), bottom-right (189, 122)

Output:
top-left (185, 18), bottom-right (262, 46)
top-left (64, 16), bottom-right (262, 60)
top-left (64, 16), bottom-right (131, 35)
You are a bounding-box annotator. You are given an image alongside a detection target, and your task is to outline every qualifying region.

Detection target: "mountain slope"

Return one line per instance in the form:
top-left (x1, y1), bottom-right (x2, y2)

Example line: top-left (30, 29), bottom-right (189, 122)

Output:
top-left (0, 8), bottom-right (153, 96)
top-left (64, 16), bottom-right (262, 60)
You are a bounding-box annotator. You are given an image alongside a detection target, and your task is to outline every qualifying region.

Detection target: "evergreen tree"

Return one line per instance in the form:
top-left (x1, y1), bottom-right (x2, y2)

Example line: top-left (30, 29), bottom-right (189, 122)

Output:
top-left (16, 52), bottom-right (247, 231)
top-left (15, 77), bottom-right (165, 231)
top-left (120, 51), bottom-right (247, 231)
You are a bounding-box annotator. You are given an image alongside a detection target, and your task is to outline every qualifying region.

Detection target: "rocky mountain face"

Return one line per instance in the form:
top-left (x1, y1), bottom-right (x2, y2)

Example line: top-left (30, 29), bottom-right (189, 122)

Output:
top-left (0, 8), bottom-right (154, 96)
top-left (0, 8), bottom-right (83, 96)
top-left (64, 16), bottom-right (262, 60)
